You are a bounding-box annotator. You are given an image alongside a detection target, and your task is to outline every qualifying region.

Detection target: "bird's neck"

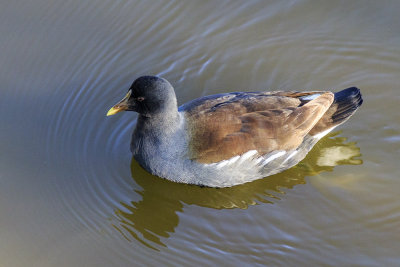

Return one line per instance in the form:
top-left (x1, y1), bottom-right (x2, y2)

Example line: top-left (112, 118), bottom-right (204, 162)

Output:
top-left (135, 109), bottom-right (182, 139)
top-left (131, 108), bottom-right (185, 161)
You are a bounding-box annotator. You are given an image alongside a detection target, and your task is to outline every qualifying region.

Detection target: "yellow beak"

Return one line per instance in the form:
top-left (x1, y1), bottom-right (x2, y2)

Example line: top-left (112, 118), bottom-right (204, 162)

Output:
top-left (106, 91), bottom-right (132, 116)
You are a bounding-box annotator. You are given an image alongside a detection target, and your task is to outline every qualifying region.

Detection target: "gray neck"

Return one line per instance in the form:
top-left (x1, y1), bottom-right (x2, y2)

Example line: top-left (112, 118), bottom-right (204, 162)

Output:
top-left (135, 108), bottom-right (181, 139)
top-left (131, 107), bottom-right (184, 166)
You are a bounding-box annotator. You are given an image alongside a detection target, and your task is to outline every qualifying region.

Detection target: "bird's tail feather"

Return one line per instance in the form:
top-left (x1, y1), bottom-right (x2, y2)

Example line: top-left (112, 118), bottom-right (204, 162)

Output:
top-left (309, 87), bottom-right (363, 136)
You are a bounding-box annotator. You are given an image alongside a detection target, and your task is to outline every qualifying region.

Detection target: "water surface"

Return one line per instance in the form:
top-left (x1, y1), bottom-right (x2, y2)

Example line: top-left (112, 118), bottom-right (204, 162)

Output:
top-left (1, 1), bottom-right (400, 266)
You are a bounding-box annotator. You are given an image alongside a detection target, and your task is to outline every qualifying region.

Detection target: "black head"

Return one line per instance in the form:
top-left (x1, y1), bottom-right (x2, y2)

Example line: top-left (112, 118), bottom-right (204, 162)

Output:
top-left (107, 76), bottom-right (177, 117)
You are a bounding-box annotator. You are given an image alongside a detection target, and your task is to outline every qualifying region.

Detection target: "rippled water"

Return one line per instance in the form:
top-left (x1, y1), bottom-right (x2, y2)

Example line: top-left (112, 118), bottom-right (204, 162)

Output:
top-left (1, 0), bottom-right (400, 266)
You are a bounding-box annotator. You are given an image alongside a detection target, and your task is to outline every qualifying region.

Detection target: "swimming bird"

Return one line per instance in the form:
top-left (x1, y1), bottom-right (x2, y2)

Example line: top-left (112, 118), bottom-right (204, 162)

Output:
top-left (107, 76), bottom-right (362, 187)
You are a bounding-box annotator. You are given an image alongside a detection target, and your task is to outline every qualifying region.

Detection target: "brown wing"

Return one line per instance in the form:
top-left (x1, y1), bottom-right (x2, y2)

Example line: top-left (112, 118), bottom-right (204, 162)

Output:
top-left (182, 91), bottom-right (334, 163)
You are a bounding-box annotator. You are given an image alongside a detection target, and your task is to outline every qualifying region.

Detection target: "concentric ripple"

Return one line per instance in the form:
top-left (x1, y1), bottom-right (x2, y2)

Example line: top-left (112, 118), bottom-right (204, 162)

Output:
top-left (41, 4), bottom-right (383, 255)
top-left (3, 0), bottom-right (400, 265)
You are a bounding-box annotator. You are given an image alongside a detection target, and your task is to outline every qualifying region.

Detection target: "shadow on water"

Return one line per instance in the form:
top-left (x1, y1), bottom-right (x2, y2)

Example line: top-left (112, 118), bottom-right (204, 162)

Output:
top-left (112, 132), bottom-right (362, 249)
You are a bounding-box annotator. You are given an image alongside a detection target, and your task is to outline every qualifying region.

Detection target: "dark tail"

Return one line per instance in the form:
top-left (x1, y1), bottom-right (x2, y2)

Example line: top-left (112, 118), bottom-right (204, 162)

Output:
top-left (309, 87), bottom-right (362, 136)
top-left (332, 87), bottom-right (363, 125)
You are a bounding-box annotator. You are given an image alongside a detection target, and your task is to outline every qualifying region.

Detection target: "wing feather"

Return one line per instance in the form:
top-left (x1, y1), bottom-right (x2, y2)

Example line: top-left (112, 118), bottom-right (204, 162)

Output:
top-left (182, 91), bottom-right (334, 163)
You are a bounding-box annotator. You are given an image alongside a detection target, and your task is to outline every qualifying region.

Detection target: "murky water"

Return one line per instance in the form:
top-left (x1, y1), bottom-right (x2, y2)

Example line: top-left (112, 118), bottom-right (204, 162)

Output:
top-left (1, 0), bottom-right (400, 266)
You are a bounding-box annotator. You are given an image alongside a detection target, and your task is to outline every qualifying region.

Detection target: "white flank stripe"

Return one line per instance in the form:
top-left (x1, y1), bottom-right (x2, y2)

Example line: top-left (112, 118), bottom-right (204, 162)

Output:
top-left (228, 155), bottom-right (240, 165)
top-left (283, 150), bottom-right (297, 163)
top-left (262, 151), bottom-right (286, 165)
top-left (313, 126), bottom-right (336, 140)
top-left (238, 150), bottom-right (258, 164)
top-left (216, 160), bottom-right (229, 169)
top-left (255, 157), bottom-right (264, 165)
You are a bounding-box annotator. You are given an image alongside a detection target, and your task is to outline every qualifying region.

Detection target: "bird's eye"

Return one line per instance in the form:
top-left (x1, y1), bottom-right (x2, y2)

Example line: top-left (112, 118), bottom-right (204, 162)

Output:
top-left (136, 96), bottom-right (145, 102)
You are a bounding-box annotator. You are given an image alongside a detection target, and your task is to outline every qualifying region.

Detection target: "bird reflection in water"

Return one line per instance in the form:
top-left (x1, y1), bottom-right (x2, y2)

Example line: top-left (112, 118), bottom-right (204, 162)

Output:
top-left (112, 132), bottom-right (362, 249)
